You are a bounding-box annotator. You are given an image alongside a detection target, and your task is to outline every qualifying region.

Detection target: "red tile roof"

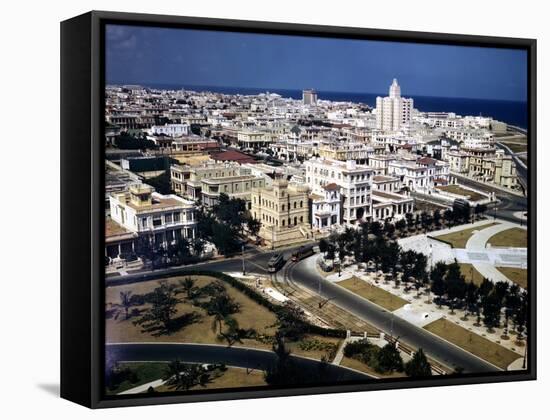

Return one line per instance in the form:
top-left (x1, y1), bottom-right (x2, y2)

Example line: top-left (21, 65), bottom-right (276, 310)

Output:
top-left (417, 156), bottom-right (437, 165)
top-left (210, 150), bottom-right (256, 164)
top-left (323, 183), bottom-right (339, 191)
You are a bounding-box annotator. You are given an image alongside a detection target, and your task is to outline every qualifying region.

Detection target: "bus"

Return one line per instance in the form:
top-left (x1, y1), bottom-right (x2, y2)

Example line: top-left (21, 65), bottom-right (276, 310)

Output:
top-left (267, 253), bottom-right (285, 273)
top-left (291, 245), bottom-right (315, 262)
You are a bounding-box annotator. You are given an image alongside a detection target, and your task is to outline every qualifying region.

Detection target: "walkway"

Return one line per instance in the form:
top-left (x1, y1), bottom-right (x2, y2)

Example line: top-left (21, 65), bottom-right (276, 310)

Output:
top-left (463, 222), bottom-right (527, 285)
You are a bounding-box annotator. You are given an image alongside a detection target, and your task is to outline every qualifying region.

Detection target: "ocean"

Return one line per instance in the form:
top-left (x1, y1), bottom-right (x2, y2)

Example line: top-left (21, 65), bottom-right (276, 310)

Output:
top-left (138, 83), bottom-right (528, 129)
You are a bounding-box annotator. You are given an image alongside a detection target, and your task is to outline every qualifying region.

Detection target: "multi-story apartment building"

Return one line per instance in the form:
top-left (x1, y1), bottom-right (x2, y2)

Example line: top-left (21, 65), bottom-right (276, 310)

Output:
top-left (310, 183), bottom-right (341, 231)
top-left (237, 130), bottom-right (272, 149)
top-left (371, 175), bottom-right (414, 221)
top-left (109, 184), bottom-right (197, 251)
top-left (302, 89), bottom-right (318, 105)
top-left (201, 174), bottom-right (266, 208)
top-left (388, 156), bottom-right (450, 192)
top-left (318, 142), bottom-right (375, 164)
top-left (149, 123), bottom-right (190, 137)
top-left (171, 161), bottom-right (243, 200)
top-left (376, 79), bottom-right (414, 131)
top-left (251, 178), bottom-right (312, 247)
top-left (305, 157), bottom-right (373, 224)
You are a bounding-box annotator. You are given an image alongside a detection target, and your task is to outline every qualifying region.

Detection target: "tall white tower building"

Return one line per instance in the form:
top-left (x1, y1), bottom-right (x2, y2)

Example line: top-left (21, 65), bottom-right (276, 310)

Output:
top-left (376, 79), bottom-right (413, 131)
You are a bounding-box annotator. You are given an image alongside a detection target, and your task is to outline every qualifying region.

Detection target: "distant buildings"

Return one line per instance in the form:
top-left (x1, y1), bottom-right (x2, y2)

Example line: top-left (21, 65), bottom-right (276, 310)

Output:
top-left (302, 89), bottom-right (318, 105)
top-left (149, 123), bottom-right (190, 137)
top-left (376, 79), bottom-right (414, 131)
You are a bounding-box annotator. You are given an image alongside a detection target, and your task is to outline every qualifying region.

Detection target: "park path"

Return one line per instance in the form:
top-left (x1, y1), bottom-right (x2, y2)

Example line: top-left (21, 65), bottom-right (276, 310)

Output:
top-left (465, 221), bottom-right (527, 285)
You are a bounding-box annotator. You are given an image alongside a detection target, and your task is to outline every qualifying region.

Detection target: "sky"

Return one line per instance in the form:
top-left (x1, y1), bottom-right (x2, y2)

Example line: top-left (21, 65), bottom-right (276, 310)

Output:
top-left (106, 24), bottom-right (528, 102)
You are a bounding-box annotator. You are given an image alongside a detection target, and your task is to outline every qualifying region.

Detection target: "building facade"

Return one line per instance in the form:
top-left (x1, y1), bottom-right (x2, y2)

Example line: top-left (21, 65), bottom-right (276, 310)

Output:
top-left (109, 184), bottom-right (197, 248)
top-left (251, 179), bottom-right (312, 248)
top-left (305, 157), bottom-right (373, 224)
top-left (376, 79), bottom-right (414, 131)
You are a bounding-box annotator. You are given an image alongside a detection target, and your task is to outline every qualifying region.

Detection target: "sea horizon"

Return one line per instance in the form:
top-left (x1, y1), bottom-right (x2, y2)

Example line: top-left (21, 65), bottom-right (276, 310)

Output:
top-left (107, 82), bottom-right (528, 129)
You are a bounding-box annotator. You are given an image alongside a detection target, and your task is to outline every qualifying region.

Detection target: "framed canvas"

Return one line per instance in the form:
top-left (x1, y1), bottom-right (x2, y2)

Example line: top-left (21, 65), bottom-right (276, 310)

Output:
top-left (60, 10), bottom-right (536, 408)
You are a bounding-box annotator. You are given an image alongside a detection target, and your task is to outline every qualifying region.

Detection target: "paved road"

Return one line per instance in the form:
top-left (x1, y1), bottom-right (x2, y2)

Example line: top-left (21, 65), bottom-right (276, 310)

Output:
top-left (285, 257), bottom-right (499, 374)
top-left (108, 249), bottom-right (500, 373)
top-left (452, 174), bottom-right (527, 224)
top-left (106, 343), bottom-right (372, 382)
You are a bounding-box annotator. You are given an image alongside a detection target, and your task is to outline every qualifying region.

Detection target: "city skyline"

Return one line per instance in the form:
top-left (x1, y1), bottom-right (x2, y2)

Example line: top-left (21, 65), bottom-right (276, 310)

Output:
top-left (106, 24), bottom-right (528, 102)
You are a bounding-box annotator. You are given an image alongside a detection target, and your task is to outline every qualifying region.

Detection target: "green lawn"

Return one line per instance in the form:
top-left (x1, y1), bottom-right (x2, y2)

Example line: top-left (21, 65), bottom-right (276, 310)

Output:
top-left (106, 362), bottom-right (167, 395)
top-left (459, 263), bottom-right (486, 286)
top-left (434, 223), bottom-right (499, 248)
top-left (496, 267), bottom-right (528, 289)
top-left (487, 228), bottom-right (527, 248)
top-left (424, 319), bottom-right (520, 370)
top-left (337, 278), bottom-right (408, 311)
top-left (436, 185), bottom-right (486, 202)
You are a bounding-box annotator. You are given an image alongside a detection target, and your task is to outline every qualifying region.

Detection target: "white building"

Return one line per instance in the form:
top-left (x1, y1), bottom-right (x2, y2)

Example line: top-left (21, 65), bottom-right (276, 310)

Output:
top-left (376, 79), bottom-right (414, 131)
top-left (109, 184), bottom-right (197, 247)
top-left (305, 157), bottom-right (373, 224)
top-left (310, 183), bottom-right (341, 231)
top-left (149, 123), bottom-right (190, 137)
top-left (388, 156), bottom-right (450, 193)
top-left (302, 89), bottom-right (318, 105)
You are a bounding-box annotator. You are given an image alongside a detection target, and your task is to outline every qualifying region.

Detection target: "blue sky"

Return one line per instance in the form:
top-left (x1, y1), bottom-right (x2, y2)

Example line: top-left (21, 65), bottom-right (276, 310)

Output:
top-left (106, 24), bottom-right (528, 102)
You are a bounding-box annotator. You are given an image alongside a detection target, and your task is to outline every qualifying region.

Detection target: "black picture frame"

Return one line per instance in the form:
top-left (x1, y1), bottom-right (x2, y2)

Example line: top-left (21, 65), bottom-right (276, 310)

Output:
top-left (61, 10), bottom-right (537, 409)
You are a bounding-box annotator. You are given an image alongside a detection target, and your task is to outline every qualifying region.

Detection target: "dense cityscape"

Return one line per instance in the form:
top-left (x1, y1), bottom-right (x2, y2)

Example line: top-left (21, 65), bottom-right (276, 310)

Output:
top-left (104, 79), bottom-right (529, 395)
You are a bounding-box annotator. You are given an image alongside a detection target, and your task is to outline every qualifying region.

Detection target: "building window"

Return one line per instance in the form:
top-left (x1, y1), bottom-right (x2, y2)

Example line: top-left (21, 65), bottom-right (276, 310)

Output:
top-left (165, 213), bottom-right (173, 223)
top-left (153, 218), bottom-right (162, 227)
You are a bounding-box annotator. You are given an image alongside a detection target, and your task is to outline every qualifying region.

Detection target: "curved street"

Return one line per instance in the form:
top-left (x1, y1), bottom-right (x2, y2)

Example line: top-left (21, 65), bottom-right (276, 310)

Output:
top-left (286, 257), bottom-right (499, 373)
top-left (106, 342), bottom-right (372, 382)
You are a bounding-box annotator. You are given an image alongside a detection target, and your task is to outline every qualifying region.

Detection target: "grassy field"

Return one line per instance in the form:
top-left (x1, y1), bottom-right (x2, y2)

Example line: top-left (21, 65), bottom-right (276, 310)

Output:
top-left (487, 228), bottom-right (527, 248)
top-left (436, 185), bottom-right (486, 202)
top-left (424, 318), bottom-right (520, 370)
top-left (106, 362), bottom-right (167, 395)
top-left (459, 263), bottom-right (486, 286)
top-left (434, 223), bottom-right (499, 248)
top-left (496, 267), bottom-right (528, 289)
top-left (340, 356), bottom-right (407, 378)
top-left (106, 275), bottom-right (278, 350)
top-left (153, 367), bottom-right (267, 393)
top-left (286, 336), bottom-right (342, 361)
top-left (337, 278), bottom-right (408, 311)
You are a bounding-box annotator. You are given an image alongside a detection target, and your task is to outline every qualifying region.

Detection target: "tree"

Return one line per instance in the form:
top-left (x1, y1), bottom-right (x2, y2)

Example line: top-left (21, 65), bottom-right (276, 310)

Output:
top-left (433, 209), bottom-right (442, 227)
top-left (179, 277), bottom-right (196, 299)
top-left (119, 290), bottom-right (133, 320)
top-left (482, 292), bottom-right (502, 332)
top-left (246, 217), bottom-right (261, 237)
top-left (395, 219), bottom-right (407, 233)
top-left (405, 213), bottom-right (414, 231)
top-left (384, 220), bottom-right (396, 238)
top-left (405, 348), bottom-right (432, 377)
top-left (163, 360), bottom-right (211, 391)
top-left (212, 223), bottom-right (241, 255)
top-left (264, 335), bottom-right (299, 386)
top-left (430, 262), bottom-right (447, 305)
top-left (205, 292), bottom-right (240, 334)
top-left (146, 171), bottom-right (173, 195)
top-left (133, 282), bottom-right (183, 335)
top-left (377, 343), bottom-right (404, 373)
top-left (191, 238), bottom-right (205, 257)
top-left (319, 238), bottom-right (329, 256)
top-left (446, 263), bottom-right (467, 302)
top-left (370, 221), bottom-right (383, 237)
top-left (379, 241), bottom-right (401, 273)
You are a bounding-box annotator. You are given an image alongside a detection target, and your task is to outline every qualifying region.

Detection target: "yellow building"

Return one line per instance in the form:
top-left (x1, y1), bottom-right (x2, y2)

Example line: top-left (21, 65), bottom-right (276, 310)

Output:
top-left (251, 178), bottom-right (312, 248)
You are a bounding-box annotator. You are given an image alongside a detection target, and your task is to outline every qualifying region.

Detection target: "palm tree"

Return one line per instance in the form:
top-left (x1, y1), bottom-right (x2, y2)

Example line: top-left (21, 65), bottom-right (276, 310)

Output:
top-left (119, 290), bottom-right (132, 320)
top-left (179, 277), bottom-right (196, 299)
